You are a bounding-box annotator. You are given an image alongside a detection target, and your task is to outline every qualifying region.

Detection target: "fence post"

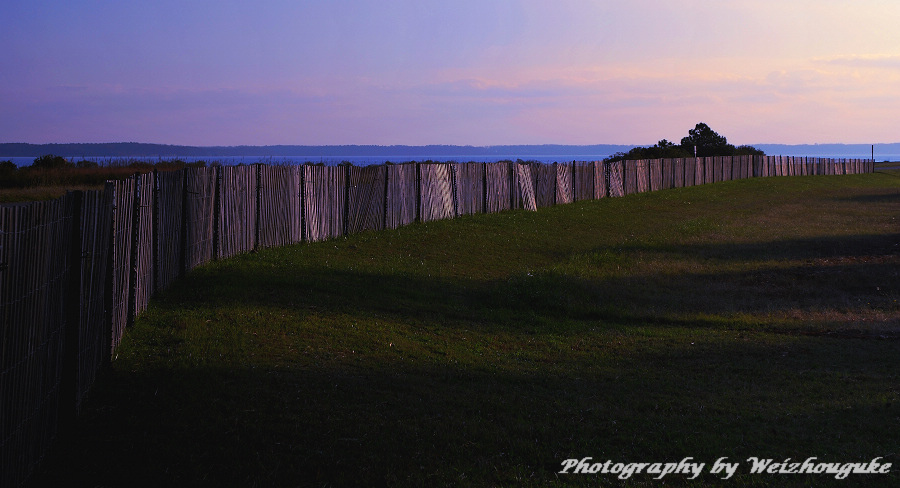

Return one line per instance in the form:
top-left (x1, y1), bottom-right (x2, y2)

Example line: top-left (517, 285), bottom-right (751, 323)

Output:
top-left (509, 162), bottom-right (515, 209)
top-left (574, 162), bottom-right (580, 201)
top-left (255, 164), bottom-right (262, 249)
top-left (603, 161), bottom-right (610, 197)
top-left (127, 174), bottom-right (141, 329)
top-left (61, 190), bottom-right (83, 433)
top-left (482, 163), bottom-right (488, 214)
top-left (552, 162), bottom-right (558, 205)
top-left (646, 159), bottom-right (652, 191)
top-left (104, 182), bottom-right (115, 360)
top-left (344, 163), bottom-right (351, 237)
top-left (383, 163), bottom-right (390, 230)
top-left (299, 164), bottom-right (307, 242)
top-left (415, 162), bottom-right (422, 223)
top-left (213, 165), bottom-right (221, 260)
top-left (152, 169), bottom-right (160, 292)
top-left (671, 159), bottom-right (676, 188)
top-left (617, 161), bottom-right (624, 197)
top-left (180, 168), bottom-right (189, 275)
top-left (450, 163), bottom-right (459, 217)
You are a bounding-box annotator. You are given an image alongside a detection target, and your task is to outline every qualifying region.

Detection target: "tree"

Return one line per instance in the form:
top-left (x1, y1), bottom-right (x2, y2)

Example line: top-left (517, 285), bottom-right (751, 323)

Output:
top-left (604, 139), bottom-right (690, 162)
top-left (75, 159), bottom-right (99, 168)
top-left (680, 123), bottom-right (730, 157)
top-left (734, 145), bottom-right (765, 156)
top-left (0, 160), bottom-right (16, 177)
top-left (604, 123), bottom-right (765, 162)
top-left (657, 139), bottom-right (677, 148)
top-left (31, 154), bottom-right (73, 169)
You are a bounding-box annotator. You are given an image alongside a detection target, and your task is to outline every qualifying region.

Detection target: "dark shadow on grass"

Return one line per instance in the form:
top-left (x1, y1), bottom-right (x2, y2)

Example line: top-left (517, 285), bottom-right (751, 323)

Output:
top-left (27, 229), bottom-right (900, 487)
top-left (613, 233), bottom-right (900, 263)
top-left (144, 231), bottom-right (900, 339)
top-left (28, 338), bottom-right (900, 488)
top-left (835, 192), bottom-right (900, 204)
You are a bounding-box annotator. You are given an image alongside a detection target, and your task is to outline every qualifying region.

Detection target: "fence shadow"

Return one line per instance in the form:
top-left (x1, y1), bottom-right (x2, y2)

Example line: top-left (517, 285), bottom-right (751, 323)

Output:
top-left (144, 231), bottom-right (900, 340)
top-left (28, 336), bottom-right (900, 487)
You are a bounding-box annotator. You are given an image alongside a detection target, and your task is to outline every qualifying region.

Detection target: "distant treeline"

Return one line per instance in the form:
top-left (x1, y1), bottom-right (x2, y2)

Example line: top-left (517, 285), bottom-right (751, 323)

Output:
top-left (0, 142), bottom-right (636, 158)
top-left (0, 155), bottom-right (207, 189)
top-left (1, 130), bottom-right (886, 161)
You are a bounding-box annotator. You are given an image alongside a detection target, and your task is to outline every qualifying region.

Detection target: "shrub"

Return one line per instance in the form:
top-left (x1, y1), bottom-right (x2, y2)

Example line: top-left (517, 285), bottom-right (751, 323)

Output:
top-left (75, 159), bottom-right (99, 169)
top-left (32, 154), bottom-right (73, 169)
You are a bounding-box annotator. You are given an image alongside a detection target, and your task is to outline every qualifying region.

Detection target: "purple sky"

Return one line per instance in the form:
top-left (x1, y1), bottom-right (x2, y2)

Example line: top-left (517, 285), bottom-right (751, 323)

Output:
top-left (3, 1), bottom-right (899, 146)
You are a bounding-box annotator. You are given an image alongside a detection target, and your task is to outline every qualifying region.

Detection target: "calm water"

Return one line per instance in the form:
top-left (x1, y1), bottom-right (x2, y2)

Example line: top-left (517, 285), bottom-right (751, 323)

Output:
top-left (4, 154), bottom-right (621, 168)
top-left (6, 153), bottom-right (895, 168)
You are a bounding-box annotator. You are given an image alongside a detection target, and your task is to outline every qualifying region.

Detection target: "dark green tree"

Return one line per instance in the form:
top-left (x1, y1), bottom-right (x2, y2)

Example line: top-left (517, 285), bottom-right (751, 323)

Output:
top-left (680, 123), bottom-right (730, 157)
top-left (31, 154), bottom-right (73, 169)
top-left (657, 139), bottom-right (677, 148)
top-left (0, 160), bottom-right (17, 177)
top-left (604, 123), bottom-right (765, 162)
top-left (604, 139), bottom-right (690, 162)
top-left (734, 145), bottom-right (765, 156)
top-left (75, 159), bottom-right (99, 168)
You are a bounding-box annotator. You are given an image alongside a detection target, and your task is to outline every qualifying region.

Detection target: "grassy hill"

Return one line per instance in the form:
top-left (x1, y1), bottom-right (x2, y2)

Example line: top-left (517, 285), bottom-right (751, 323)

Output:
top-left (30, 170), bottom-right (900, 487)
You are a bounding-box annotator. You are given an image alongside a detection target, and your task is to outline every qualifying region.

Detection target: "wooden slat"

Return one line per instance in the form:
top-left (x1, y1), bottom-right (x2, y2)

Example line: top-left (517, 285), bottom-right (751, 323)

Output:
top-left (660, 159), bottom-right (674, 189)
top-left (649, 159), bottom-right (663, 191)
top-left (0, 195), bottom-right (73, 488)
top-left (513, 163), bottom-right (537, 211)
top-left (184, 167), bottom-right (216, 270)
top-left (608, 161), bottom-right (625, 197)
top-left (683, 158), bottom-right (695, 187)
top-left (702, 157), bottom-right (714, 184)
top-left (741, 155), bottom-right (752, 179)
top-left (555, 163), bottom-right (573, 204)
top-left (673, 159), bottom-right (684, 188)
top-left (385, 164), bottom-right (416, 229)
top-left (453, 162), bottom-right (484, 215)
top-left (532, 163), bottom-right (557, 207)
top-left (348, 164), bottom-right (387, 233)
top-left (573, 162), bottom-right (594, 201)
top-left (594, 161), bottom-right (608, 199)
top-left (622, 161), bottom-right (636, 195)
top-left (155, 170), bottom-right (183, 292)
top-left (634, 160), bottom-right (650, 193)
top-left (76, 188), bottom-right (112, 412)
top-left (258, 165), bottom-right (300, 247)
top-left (133, 172), bottom-right (154, 317)
top-left (219, 165), bottom-right (257, 258)
top-left (419, 163), bottom-right (454, 222)
top-left (110, 178), bottom-right (134, 351)
top-left (303, 165), bottom-right (343, 242)
top-left (485, 162), bottom-right (512, 213)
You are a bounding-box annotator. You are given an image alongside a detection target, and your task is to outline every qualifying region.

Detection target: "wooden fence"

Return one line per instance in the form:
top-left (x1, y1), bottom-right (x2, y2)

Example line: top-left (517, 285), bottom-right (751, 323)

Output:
top-left (0, 156), bottom-right (874, 487)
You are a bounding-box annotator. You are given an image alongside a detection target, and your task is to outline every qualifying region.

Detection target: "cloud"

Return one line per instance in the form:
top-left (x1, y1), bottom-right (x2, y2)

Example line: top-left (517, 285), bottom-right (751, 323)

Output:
top-left (6, 51), bottom-right (900, 146)
top-left (816, 55), bottom-right (900, 70)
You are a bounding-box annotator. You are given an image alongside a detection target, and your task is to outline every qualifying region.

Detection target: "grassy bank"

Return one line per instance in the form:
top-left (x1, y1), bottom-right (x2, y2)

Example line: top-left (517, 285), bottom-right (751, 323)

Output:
top-left (30, 171), bottom-right (900, 487)
top-left (0, 159), bottom-right (198, 203)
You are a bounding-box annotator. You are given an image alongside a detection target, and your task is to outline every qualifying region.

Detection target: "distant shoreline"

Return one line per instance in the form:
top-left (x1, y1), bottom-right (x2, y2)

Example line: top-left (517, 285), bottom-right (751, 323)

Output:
top-left (0, 142), bottom-right (892, 160)
top-left (6, 156), bottom-right (897, 170)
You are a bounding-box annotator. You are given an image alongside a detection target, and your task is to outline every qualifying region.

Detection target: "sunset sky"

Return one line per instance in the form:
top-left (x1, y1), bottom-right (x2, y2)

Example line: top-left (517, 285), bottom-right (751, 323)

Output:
top-left (3, 0), bottom-right (899, 146)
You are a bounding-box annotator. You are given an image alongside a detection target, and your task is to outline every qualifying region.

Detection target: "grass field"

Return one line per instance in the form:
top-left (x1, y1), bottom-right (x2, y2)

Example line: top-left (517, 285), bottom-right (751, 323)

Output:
top-left (30, 171), bottom-right (899, 487)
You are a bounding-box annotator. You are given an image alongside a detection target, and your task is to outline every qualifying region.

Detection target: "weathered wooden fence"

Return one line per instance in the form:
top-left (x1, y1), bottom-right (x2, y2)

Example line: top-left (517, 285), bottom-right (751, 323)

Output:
top-left (420, 163), bottom-right (455, 222)
top-left (0, 156), bottom-right (875, 487)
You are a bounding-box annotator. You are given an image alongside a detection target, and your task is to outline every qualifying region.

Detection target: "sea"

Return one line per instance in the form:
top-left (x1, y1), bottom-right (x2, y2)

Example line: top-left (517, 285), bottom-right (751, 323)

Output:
top-left (4, 154), bottom-right (619, 168)
top-left (6, 153), bottom-right (900, 168)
